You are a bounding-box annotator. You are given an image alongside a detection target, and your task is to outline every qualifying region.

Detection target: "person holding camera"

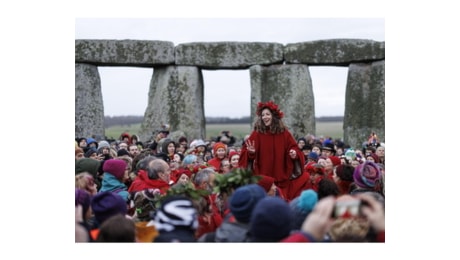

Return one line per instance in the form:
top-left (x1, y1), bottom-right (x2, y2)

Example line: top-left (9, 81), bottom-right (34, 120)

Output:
top-left (282, 193), bottom-right (385, 242)
top-left (217, 130), bottom-right (236, 146)
top-left (148, 129), bottom-right (169, 154)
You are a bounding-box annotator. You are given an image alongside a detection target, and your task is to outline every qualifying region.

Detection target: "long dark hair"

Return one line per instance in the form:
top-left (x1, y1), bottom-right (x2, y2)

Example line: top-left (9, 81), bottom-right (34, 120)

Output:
top-left (253, 108), bottom-right (287, 134)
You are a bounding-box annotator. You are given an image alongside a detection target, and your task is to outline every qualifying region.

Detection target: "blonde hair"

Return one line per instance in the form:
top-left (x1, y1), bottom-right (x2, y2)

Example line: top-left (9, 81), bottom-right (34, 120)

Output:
top-left (75, 172), bottom-right (96, 195)
top-left (328, 218), bottom-right (370, 242)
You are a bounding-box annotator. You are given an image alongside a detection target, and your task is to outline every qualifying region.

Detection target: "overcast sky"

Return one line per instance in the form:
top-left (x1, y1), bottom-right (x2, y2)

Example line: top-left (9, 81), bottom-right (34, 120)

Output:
top-left (75, 18), bottom-right (384, 118)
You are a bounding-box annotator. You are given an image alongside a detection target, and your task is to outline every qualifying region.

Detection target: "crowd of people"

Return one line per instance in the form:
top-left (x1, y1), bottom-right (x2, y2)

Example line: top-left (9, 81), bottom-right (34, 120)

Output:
top-left (75, 101), bottom-right (385, 243)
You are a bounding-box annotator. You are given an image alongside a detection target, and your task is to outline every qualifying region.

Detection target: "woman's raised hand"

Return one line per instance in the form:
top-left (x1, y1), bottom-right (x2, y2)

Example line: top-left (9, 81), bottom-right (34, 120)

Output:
top-left (245, 139), bottom-right (256, 154)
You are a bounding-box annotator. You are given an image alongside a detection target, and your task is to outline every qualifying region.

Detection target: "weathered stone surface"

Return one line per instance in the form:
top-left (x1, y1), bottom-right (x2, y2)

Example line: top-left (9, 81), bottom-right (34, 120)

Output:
top-left (138, 66), bottom-right (205, 142)
top-left (175, 42), bottom-right (284, 69)
top-left (343, 60), bottom-right (385, 149)
top-left (75, 63), bottom-right (105, 138)
top-left (250, 64), bottom-right (316, 138)
top-left (74, 39), bottom-right (385, 145)
top-left (285, 39), bottom-right (385, 65)
top-left (75, 40), bottom-right (175, 66)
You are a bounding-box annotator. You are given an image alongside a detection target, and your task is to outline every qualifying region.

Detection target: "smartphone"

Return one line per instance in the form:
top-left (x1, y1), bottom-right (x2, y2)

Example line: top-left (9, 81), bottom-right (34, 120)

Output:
top-left (332, 198), bottom-right (364, 218)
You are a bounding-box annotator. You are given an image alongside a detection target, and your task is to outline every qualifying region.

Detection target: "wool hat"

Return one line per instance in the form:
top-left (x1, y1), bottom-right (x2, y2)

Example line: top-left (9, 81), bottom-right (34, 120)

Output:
top-left (249, 196), bottom-right (293, 242)
top-left (86, 137), bottom-right (98, 148)
top-left (75, 188), bottom-right (91, 218)
top-left (117, 149), bottom-right (130, 157)
top-left (322, 143), bottom-right (336, 154)
top-left (103, 159), bottom-right (127, 180)
top-left (84, 148), bottom-right (97, 158)
top-left (148, 195), bottom-right (198, 232)
top-left (228, 151), bottom-right (239, 161)
top-left (98, 140), bottom-right (110, 149)
top-left (353, 161), bottom-right (382, 189)
top-left (306, 163), bottom-right (325, 176)
top-left (344, 149), bottom-right (356, 160)
top-left (229, 184), bottom-right (266, 223)
top-left (91, 191), bottom-right (127, 224)
top-left (307, 152), bottom-right (319, 161)
top-left (212, 142), bottom-right (227, 155)
top-left (121, 132), bottom-right (131, 139)
top-left (329, 156), bottom-right (341, 167)
top-left (257, 175), bottom-right (275, 193)
top-left (177, 168), bottom-right (193, 179)
top-left (190, 139), bottom-right (206, 148)
top-left (335, 164), bottom-right (355, 182)
top-left (323, 138), bottom-right (333, 146)
top-left (75, 158), bottom-right (101, 176)
top-left (366, 153), bottom-right (380, 163)
top-left (289, 189), bottom-right (318, 231)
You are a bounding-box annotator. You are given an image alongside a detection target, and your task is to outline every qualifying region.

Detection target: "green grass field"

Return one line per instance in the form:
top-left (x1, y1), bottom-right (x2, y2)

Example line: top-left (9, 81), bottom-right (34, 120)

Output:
top-left (105, 121), bottom-right (344, 141)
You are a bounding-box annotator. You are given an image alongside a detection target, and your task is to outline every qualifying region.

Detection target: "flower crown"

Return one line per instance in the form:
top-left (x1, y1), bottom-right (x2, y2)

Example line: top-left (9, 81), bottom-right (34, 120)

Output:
top-left (256, 101), bottom-right (284, 118)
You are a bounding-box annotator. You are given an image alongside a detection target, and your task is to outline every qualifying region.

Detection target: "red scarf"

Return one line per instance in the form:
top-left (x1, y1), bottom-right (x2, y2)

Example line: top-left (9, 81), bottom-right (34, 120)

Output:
top-left (128, 170), bottom-right (170, 194)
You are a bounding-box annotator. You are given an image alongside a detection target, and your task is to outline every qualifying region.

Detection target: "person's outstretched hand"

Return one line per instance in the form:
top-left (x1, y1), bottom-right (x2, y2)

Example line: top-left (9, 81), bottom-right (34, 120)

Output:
top-left (245, 139), bottom-right (255, 153)
top-left (289, 149), bottom-right (297, 159)
top-left (300, 196), bottom-right (335, 241)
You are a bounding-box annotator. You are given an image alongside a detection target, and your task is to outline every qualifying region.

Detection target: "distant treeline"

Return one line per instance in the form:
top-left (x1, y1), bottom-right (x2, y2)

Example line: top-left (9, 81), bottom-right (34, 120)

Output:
top-left (104, 115), bottom-right (343, 128)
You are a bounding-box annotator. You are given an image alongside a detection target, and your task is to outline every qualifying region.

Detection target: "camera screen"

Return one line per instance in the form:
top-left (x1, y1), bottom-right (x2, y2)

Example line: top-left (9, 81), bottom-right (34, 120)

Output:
top-left (332, 199), bottom-right (361, 218)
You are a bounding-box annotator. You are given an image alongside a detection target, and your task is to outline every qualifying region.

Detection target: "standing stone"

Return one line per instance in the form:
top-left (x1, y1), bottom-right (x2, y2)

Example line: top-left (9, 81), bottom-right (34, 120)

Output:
top-left (139, 66), bottom-right (205, 142)
top-left (343, 60), bottom-right (385, 149)
top-left (75, 63), bottom-right (105, 138)
top-left (250, 64), bottom-right (315, 138)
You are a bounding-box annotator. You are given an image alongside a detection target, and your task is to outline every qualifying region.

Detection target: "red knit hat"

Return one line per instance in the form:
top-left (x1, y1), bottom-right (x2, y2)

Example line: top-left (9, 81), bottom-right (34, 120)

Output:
top-left (329, 156), bottom-right (341, 167)
top-left (178, 168), bottom-right (193, 178)
top-left (213, 142), bottom-right (227, 155)
top-left (228, 151), bottom-right (239, 161)
top-left (257, 175), bottom-right (275, 193)
top-left (367, 153), bottom-right (379, 163)
top-left (335, 164), bottom-right (354, 182)
top-left (103, 159), bottom-right (127, 180)
top-left (306, 164), bottom-right (325, 175)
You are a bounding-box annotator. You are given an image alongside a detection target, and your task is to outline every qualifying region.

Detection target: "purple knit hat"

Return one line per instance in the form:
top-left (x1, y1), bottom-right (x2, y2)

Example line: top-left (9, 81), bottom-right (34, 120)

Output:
top-left (103, 159), bottom-right (127, 180)
top-left (75, 188), bottom-right (91, 218)
top-left (353, 161), bottom-right (382, 188)
top-left (91, 191), bottom-right (127, 224)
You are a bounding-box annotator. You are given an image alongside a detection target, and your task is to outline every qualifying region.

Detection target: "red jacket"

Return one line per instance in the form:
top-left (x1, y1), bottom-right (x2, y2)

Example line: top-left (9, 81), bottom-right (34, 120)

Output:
top-left (207, 157), bottom-right (225, 172)
top-left (195, 194), bottom-right (223, 238)
top-left (239, 130), bottom-right (305, 201)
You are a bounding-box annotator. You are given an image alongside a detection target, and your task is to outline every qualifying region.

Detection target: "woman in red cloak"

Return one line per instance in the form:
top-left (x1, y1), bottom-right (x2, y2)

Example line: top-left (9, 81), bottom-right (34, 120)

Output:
top-left (238, 101), bottom-right (310, 201)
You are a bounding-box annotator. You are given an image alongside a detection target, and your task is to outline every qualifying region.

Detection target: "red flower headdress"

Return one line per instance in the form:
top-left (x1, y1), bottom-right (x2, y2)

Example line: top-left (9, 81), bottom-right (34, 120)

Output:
top-left (256, 101), bottom-right (284, 119)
